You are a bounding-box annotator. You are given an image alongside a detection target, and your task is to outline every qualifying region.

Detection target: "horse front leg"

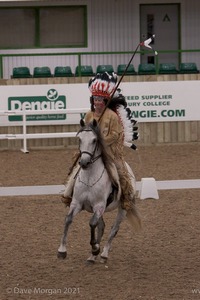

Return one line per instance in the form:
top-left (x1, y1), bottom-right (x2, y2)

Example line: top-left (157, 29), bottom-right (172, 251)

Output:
top-left (100, 207), bottom-right (126, 263)
top-left (57, 205), bottom-right (81, 259)
top-left (87, 213), bottom-right (105, 263)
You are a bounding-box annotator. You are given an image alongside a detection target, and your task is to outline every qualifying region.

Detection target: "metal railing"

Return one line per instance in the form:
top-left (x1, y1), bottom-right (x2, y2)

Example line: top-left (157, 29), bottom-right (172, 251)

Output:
top-left (0, 49), bottom-right (200, 78)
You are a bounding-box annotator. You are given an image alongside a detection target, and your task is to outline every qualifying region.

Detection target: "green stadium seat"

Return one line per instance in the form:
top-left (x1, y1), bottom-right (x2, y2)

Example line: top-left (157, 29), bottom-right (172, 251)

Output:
top-left (33, 66), bottom-right (52, 78)
top-left (11, 67), bottom-right (32, 78)
top-left (54, 66), bottom-right (74, 77)
top-left (96, 64), bottom-right (114, 74)
top-left (75, 65), bottom-right (94, 76)
top-left (138, 63), bottom-right (156, 75)
top-left (159, 63), bottom-right (178, 74)
top-left (117, 64), bottom-right (137, 75)
top-left (179, 62), bottom-right (199, 74)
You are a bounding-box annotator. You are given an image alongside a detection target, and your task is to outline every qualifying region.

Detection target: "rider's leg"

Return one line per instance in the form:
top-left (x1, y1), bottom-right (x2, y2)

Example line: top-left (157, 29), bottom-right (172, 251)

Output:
top-left (62, 164), bottom-right (80, 207)
top-left (115, 161), bottom-right (136, 211)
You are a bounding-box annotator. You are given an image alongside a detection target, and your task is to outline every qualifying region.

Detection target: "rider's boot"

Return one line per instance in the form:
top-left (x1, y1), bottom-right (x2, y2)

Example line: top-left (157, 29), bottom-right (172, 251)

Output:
top-left (61, 190), bottom-right (73, 207)
top-left (61, 180), bottom-right (73, 207)
top-left (61, 165), bottom-right (79, 207)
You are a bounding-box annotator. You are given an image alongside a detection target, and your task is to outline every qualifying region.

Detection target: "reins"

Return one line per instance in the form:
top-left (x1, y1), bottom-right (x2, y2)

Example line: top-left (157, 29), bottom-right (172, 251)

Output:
top-left (77, 167), bottom-right (105, 188)
top-left (80, 150), bottom-right (101, 164)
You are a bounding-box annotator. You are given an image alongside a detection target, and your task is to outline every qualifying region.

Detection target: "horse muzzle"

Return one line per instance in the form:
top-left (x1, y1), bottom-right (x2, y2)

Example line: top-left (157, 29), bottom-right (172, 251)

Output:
top-left (79, 154), bottom-right (92, 169)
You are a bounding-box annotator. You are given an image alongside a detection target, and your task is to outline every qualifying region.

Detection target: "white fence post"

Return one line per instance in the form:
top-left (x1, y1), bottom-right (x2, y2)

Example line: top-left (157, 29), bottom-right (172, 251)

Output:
top-left (22, 109), bottom-right (29, 153)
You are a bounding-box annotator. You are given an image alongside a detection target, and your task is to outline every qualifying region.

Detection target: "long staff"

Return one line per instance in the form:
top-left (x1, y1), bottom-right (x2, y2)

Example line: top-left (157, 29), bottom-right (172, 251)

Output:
top-left (98, 35), bottom-right (158, 123)
top-left (68, 36), bottom-right (158, 175)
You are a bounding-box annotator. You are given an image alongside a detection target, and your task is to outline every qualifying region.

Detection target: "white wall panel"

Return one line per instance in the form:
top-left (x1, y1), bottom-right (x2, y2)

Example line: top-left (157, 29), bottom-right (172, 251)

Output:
top-left (90, 0), bottom-right (139, 52)
top-left (3, 54), bottom-right (79, 78)
top-left (1, 0), bottom-right (200, 78)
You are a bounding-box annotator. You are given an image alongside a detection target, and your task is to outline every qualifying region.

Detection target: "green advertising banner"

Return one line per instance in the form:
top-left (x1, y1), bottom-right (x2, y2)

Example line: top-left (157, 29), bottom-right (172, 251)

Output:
top-left (8, 88), bottom-right (66, 121)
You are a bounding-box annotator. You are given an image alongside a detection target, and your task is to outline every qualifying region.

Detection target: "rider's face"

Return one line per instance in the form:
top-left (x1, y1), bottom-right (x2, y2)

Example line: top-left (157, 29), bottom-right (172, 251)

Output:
top-left (93, 96), bottom-right (106, 110)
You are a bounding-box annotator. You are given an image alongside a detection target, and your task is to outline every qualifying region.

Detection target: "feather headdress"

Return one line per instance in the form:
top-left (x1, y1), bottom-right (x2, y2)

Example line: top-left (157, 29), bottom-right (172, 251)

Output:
top-left (88, 72), bottom-right (117, 99)
top-left (108, 89), bottom-right (139, 150)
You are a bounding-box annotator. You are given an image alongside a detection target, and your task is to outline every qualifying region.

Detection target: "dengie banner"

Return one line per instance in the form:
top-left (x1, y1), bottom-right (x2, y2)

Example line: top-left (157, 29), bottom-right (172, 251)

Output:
top-left (0, 80), bottom-right (199, 126)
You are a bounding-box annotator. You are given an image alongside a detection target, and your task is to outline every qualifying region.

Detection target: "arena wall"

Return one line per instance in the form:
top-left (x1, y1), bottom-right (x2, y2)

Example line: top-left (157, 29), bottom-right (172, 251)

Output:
top-left (0, 74), bottom-right (199, 150)
top-left (1, 0), bottom-right (200, 79)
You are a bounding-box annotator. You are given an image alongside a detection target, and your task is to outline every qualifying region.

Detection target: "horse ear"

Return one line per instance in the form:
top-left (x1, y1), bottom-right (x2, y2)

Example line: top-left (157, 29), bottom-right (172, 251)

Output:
top-left (80, 119), bottom-right (85, 127)
top-left (92, 119), bottom-right (98, 127)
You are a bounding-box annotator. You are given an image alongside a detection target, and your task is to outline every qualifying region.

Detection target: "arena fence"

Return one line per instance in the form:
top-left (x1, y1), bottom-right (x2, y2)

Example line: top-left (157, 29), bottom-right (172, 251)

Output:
top-left (0, 179), bottom-right (200, 198)
top-left (0, 108), bottom-right (88, 153)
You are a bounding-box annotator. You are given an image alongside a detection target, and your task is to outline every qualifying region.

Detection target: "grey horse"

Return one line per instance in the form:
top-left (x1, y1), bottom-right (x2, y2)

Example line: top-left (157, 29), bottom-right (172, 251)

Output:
top-left (58, 119), bottom-right (141, 263)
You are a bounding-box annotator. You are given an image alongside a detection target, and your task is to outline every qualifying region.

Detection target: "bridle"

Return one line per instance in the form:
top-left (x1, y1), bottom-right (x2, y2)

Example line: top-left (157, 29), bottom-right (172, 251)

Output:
top-left (78, 129), bottom-right (102, 165)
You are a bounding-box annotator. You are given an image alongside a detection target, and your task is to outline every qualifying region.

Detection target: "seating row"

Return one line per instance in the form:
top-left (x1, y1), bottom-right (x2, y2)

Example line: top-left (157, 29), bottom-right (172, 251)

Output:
top-left (11, 62), bottom-right (199, 78)
top-left (138, 62), bottom-right (199, 75)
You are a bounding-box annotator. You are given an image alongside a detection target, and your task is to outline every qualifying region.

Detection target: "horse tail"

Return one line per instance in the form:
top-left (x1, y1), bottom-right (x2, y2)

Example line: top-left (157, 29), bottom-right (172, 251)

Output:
top-left (126, 204), bottom-right (142, 232)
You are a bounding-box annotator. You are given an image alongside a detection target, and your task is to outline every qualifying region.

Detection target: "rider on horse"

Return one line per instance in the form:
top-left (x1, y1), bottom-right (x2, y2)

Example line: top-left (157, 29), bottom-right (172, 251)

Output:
top-left (62, 72), bottom-right (138, 211)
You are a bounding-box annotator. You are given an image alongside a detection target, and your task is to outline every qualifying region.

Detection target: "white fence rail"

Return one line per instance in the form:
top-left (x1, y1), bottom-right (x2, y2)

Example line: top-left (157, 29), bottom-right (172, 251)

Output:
top-left (0, 109), bottom-right (88, 153)
top-left (1, 179), bottom-right (200, 197)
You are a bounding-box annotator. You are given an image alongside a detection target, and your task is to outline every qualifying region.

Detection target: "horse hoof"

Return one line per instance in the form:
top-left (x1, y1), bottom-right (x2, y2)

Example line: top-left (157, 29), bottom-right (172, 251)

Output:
top-left (100, 256), bottom-right (108, 264)
top-left (57, 251), bottom-right (67, 259)
top-left (86, 254), bottom-right (97, 264)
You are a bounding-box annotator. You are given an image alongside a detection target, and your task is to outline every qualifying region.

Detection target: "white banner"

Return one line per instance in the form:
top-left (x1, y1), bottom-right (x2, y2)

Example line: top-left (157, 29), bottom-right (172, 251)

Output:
top-left (121, 80), bottom-right (200, 122)
top-left (0, 80), bottom-right (199, 126)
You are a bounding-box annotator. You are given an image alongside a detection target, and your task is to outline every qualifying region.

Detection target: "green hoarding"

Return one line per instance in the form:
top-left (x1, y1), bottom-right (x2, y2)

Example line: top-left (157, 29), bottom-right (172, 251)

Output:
top-left (8, 89), bottom-right (66, 121)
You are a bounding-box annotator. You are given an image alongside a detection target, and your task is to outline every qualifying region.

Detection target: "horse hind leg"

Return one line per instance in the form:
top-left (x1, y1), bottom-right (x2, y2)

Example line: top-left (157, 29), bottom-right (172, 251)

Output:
top-left (87, 215), bottom-right (105, 263)
top-left (100, 208), bottom-right (126, 263)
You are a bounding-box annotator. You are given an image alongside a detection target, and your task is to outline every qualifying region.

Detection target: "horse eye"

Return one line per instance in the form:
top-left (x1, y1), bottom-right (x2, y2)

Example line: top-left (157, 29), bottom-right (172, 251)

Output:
top-left (92, 138), bottom-right (96, 144)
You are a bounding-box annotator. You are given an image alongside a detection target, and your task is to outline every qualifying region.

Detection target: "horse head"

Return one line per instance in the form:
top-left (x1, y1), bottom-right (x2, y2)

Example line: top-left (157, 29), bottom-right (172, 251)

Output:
top-left (78, 119), bottom-right (101, 169)
top-left (80, 118), bottom-right (98, 128)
